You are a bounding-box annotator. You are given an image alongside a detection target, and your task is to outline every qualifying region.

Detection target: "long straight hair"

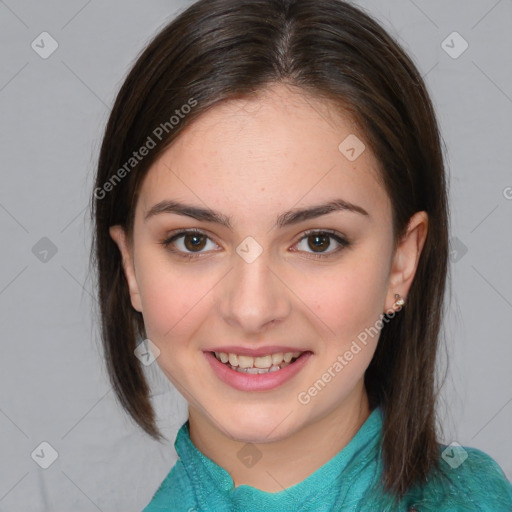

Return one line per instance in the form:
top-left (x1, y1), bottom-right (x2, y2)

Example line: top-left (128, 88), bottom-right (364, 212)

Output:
top-left (90, 0), bottom-right (450, 499)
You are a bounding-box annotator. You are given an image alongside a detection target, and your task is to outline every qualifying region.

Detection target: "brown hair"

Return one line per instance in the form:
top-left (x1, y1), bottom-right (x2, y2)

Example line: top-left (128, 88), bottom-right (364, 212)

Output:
top-left (90, 0), bottom-right (450, 500)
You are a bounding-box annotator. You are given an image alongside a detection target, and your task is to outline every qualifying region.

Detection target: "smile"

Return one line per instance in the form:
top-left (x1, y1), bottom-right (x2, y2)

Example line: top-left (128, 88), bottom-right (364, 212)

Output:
top-left (204, 350), bottom-right (313, 391)
top-left (213, 351), bottom-right (303, 373)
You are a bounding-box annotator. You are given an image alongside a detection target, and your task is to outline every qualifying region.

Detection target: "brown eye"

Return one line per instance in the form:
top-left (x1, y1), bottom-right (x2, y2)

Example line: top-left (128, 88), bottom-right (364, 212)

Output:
top-left (161, 229), bottom-right (218, 258)
top-left (183, 232), bottom-right (207, 252)
top-left (293, 230), bottom-right (350, 258)
top-left (307, 233), bottom-right (331, 252)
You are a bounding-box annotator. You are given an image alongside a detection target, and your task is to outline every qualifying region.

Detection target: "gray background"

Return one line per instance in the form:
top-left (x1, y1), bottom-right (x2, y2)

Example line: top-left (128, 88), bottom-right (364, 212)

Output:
top-left (1, 0), bottom-right (511, 510)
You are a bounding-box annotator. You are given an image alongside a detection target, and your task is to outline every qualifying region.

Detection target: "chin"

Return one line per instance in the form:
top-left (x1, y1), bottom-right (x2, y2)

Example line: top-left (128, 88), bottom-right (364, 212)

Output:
top-left (212, 408), bottom-right (299, 444)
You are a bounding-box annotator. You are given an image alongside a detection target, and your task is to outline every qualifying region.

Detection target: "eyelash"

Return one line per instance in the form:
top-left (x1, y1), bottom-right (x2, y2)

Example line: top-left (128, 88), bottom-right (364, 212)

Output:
top-left (159, 228), bottom-right (351, 261)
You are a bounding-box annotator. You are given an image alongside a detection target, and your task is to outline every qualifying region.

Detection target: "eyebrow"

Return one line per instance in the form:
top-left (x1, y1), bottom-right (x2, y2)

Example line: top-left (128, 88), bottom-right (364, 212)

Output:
top-left (144, 198), bottom-right (369, 229)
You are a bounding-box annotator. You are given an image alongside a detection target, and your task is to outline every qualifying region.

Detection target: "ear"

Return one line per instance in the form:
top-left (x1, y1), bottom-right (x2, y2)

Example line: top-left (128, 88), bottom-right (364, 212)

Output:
top-left (385, 211), bottom-right (428, 312)
top-left (109, 225), bottom-right (143, 313)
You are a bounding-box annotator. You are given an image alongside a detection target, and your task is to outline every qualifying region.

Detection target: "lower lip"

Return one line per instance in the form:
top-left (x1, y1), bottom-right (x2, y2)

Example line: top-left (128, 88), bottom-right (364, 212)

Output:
top-left (204, 351), bottom-right (313, 392)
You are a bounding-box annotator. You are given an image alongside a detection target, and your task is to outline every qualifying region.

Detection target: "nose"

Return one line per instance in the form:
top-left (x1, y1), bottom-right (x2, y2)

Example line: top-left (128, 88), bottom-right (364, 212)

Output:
top-left (218, 249), bottom-right (292, 333)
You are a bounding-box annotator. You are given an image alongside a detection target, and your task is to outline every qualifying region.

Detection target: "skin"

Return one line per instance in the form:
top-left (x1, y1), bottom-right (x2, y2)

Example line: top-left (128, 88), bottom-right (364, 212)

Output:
top-left (110, 83), bottom-right (428, 493)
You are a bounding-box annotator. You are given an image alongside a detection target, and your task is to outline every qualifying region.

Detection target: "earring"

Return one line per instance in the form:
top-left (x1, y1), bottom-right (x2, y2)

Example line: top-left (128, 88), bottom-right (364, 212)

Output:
top-left (394, 293), bottom-right (405, 308)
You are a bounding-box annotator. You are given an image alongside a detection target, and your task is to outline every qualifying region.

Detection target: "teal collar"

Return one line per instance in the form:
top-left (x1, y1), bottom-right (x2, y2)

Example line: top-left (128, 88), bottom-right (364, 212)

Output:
top-left (174, 406), bottom-right (384, 509)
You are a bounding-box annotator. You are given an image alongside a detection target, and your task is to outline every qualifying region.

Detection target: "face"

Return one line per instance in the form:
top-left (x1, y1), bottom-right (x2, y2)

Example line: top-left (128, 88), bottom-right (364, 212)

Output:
top-left (110, 83), bottom-right (427, 444)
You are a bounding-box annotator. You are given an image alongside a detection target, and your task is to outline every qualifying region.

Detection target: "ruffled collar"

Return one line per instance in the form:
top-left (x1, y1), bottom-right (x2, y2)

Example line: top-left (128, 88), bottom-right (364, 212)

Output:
top-left (173, 406), bottom-right (384, 510)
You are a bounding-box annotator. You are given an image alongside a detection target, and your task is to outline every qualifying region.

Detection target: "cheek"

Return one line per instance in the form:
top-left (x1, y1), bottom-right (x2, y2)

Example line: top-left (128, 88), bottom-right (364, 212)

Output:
top-left (137, 268), bottom-right (210, 390)
top-left (297, 257), bottom-right (388, 342)
top-left (293, 260), bottom-right (389, 405)
top-left (135, 255), bottom-right (217, 344)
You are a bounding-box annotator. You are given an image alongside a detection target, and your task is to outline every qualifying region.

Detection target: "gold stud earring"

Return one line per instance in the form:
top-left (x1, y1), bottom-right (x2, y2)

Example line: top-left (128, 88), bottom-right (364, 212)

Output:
top-left (394, 293), bottom-right (405, 308)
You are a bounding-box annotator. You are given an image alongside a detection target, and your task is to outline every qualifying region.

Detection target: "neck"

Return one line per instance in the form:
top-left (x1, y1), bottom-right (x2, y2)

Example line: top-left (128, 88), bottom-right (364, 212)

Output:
top-left (187, 381), bottom-right (371, 493)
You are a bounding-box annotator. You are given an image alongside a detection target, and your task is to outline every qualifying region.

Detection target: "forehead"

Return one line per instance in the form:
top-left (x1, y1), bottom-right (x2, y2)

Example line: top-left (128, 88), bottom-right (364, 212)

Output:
top-left (137, 84), bottom-right (390, 226)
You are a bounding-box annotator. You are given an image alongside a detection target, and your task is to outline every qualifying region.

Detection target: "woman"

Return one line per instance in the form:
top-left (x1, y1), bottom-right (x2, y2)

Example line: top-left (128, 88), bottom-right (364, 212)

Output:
top-left (90, 0), bottom-right (512, 510)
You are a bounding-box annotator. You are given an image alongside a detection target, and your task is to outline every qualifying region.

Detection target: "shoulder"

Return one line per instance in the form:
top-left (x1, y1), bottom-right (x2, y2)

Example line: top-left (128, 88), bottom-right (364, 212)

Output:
top-left (409, 445), bottom-right (512, 512)
top-left (142, 459), bottom-right (197, 511)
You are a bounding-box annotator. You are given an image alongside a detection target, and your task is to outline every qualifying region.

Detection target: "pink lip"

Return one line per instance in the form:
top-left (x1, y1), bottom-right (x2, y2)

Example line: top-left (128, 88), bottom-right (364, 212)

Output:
top-left (204, 350), bottom-right (313, 392)
top-left (208, 345), bottom-right (309, 357)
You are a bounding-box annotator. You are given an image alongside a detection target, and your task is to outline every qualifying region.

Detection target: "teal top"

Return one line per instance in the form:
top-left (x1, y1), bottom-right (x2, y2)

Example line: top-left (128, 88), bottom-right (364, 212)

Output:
top-left (143, 407), bottom-right (512, 511)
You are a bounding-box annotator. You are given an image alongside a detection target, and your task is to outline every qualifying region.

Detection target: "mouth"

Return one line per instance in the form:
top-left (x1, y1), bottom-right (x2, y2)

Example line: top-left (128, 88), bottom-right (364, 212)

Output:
top-left (211, 350), bottom-right (306, 374)
top-left (204, 349), bottom-right (313, 392)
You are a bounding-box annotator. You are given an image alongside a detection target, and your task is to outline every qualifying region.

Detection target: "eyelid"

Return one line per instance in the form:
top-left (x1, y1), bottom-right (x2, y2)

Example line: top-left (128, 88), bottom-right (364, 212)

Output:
top-left (161, 227), bottom-right (218, 242)
top-left (161, 228), bottom-right (221, 256)
top-left (290, 229), bottom-right (349, 258)
top-left (160, 228), bottom-right (350, 259)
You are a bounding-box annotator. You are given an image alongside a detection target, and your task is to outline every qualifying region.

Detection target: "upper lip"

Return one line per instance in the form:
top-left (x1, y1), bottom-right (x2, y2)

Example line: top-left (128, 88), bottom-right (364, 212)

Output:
top-left (206, 346), bottom-right (311, 357)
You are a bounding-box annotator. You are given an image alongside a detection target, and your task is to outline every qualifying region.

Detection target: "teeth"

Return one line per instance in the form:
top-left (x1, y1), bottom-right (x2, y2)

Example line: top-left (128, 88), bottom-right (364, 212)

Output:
top-left (214, 350), bottom-right (303, 370)
top-left (254, 355), bottom-right (273, 368)
top-left (271, 353), bottom-right (284, 365)
top-left (238, 355), bottom-right (255, 369)
top-left (235, 365), bottom-right (281, 374)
